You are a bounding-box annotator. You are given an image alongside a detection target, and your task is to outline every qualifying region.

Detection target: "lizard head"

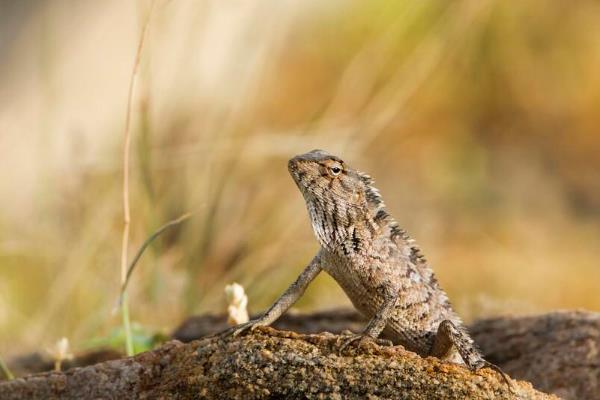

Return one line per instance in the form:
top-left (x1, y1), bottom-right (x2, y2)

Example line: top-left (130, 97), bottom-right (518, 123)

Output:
top-left (288, 150), bottom-right (385, 247)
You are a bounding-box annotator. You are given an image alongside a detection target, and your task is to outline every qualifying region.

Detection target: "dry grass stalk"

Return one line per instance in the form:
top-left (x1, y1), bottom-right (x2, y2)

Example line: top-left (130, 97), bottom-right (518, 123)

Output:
top-left (120, 0), bottom-right (156, 356)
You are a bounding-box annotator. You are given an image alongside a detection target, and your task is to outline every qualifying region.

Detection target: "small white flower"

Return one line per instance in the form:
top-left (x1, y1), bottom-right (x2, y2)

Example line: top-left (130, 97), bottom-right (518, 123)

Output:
top-left (225, 283), bottom-right (249, 325)
top-left (47, 337), bottom-right (74, 371)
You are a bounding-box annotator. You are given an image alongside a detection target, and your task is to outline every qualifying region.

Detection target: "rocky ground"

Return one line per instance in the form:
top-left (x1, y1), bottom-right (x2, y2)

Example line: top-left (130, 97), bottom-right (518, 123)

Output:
top-left (1, 310), bottom-right (599, 399)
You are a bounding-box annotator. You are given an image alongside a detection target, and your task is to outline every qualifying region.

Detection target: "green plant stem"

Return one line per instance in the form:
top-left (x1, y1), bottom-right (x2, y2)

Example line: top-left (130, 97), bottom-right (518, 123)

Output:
top-left (0, 353), bottom-right (14, 380)
top-left (121, 292), bottom-right (134, 356)
top-left (118, 212), bottom-right (192, 305)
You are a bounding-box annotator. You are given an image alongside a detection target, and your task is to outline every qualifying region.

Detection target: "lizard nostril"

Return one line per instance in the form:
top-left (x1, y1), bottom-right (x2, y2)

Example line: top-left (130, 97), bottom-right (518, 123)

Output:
top-left (288, 157), bottom-right (303, 172)
top-left (288, 159), bottom-right (297, 172)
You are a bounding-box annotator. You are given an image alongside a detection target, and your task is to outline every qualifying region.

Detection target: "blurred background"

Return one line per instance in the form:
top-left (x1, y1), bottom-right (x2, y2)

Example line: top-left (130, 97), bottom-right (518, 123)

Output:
top-left (1, 0), bottom-right (599, 357)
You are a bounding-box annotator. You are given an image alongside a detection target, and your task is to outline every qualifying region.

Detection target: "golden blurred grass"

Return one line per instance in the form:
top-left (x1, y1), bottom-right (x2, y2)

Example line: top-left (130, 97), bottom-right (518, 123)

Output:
top-left (0, 0), bottom-right (599, 356)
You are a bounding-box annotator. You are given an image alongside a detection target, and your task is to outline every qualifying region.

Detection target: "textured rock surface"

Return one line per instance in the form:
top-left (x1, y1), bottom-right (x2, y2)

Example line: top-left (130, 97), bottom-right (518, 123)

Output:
top-left (174, 309), bottom-right (600, 400)
top-left (471, 310), bottom-right (600, 400)
top-left (0, 327), bottom-right (554, 400)
top-left (4, 310), bottom-right (599, 399)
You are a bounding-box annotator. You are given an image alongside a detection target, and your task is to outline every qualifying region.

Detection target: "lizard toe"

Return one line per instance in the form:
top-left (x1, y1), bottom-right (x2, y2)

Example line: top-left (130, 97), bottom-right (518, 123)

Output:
top-left (373, 337), bottom-right (393, 347)
top-left (338, 333), bottom-right (392, 353)
top-left (230, 320), bottom-right (262, 337)
top-left (337, 333), bottom-right (365, 353)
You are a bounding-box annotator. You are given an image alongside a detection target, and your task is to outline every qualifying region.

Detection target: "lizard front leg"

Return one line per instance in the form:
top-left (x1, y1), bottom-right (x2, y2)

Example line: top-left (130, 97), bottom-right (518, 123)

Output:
top-left (338, 289), bottom-right (398, 351)
top-left (230, 253), bottom-right (322, 336)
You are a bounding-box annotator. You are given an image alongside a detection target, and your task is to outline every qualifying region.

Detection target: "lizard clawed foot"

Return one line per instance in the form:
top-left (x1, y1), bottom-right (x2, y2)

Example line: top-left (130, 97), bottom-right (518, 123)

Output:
top-left (219, 319), bottom-right (265, 338)
top-left (337, 333), bottom-right (393, 354)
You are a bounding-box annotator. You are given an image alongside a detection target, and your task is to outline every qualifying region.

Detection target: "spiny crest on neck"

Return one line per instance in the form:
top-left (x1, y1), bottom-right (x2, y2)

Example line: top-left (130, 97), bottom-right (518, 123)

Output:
top-left (358, 171), bottom-right (420, 252)
top-left (357, 171), bottom-right (392, 224)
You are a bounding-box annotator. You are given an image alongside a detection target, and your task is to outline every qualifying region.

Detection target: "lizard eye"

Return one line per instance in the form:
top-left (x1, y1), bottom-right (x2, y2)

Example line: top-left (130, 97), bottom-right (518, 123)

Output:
top-left (329, 166), bottom-right (342, 176)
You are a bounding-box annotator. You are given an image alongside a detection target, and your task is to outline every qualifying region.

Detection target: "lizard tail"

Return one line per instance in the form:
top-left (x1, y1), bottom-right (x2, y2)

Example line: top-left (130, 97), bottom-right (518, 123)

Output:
top-left (482, 360), bottom-right (516, 396)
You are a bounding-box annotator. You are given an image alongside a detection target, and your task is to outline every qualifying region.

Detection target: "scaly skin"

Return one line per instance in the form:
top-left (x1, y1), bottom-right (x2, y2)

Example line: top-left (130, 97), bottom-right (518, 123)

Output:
top-left (232, 149), bottom-right (511, 386)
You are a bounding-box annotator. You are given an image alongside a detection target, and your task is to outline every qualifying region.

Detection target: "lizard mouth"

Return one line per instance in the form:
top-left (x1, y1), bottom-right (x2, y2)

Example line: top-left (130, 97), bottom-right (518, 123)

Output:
top-left (287, 158), bottom-right (299, 173)
top-left (287, 158), bottom-right (306, 184)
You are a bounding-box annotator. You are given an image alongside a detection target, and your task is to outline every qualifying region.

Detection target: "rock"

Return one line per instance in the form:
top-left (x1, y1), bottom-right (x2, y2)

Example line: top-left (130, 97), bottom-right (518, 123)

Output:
top-left (471, 310), bottom-right (600, 400)
top-left (172, 308), bottom-right (366, 342)
top-left (5, 310), bottom-right (598, 399)
top-left (0, 327), bottom-right (554, 400)
top-left (173, 309), bottom-right (600, 400)
top-left (6, 349), bottom-right (123, 377)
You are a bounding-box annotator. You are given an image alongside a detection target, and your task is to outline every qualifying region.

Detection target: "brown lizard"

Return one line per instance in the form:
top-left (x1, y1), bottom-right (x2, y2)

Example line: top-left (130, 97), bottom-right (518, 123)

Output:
top-left (232, 149), bottom-right (512, 387)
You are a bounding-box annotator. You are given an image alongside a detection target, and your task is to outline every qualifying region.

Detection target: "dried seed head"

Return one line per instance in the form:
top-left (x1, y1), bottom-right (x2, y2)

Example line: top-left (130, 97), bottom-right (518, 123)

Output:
top-left (225, 282), bottom-right (249, 325)
top-left (47, 337), bottom-right (74, 371)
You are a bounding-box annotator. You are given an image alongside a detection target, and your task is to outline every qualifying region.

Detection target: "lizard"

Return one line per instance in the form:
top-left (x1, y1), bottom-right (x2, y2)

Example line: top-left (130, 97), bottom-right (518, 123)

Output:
top-left (231, 149), bottom-right (512, 388)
